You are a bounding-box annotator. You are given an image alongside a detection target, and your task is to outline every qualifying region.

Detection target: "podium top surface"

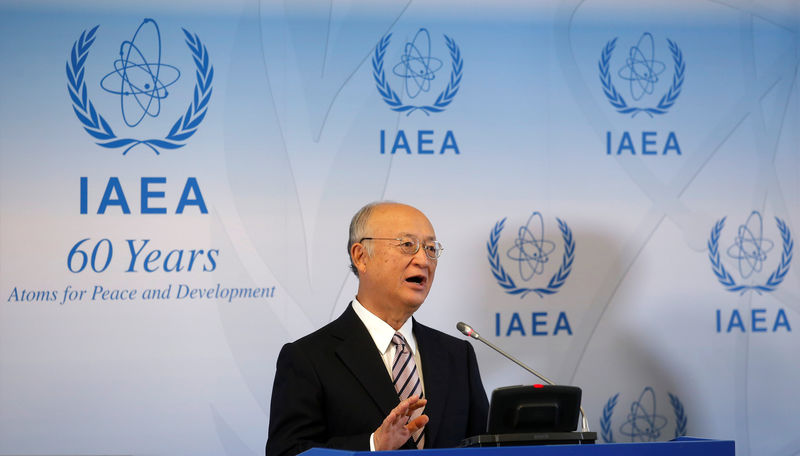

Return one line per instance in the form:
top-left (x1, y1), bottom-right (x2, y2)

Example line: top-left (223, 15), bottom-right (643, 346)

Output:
top-left (299, 437), bottom-right (734, 456)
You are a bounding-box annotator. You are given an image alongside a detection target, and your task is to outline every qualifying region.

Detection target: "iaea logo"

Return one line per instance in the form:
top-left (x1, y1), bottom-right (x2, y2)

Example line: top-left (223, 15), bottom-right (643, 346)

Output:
top-left (487, 212), bottom-right (574, 298)
top-left (601, 387), bottom-right (687, 443)
top-left (599, 32), bottom-right (685, 117)
top-left (66, 19), bottom-right (213, 155)
top-left (708, 211), bottom-right (793, 294)
top-left (373, 28), bottom-right (463, 115)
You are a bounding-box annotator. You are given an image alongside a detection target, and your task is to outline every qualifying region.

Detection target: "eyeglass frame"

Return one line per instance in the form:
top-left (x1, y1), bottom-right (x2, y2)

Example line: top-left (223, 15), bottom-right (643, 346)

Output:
top-left (359, 236), bottom-right (444, 259)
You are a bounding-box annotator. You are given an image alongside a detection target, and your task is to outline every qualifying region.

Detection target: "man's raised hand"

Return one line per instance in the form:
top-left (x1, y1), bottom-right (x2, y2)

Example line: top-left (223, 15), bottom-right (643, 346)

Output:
top-left (373, 395), bottom-right (428, 451)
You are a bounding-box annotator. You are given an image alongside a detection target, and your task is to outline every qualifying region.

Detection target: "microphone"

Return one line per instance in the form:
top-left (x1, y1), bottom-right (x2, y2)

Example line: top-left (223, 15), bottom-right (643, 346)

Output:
top-left (456, 321), bottom-right (590, 432)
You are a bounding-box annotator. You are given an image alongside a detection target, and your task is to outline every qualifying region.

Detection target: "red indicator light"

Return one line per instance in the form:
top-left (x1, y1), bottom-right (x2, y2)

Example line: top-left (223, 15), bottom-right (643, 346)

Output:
top-left (533, 384), bottom-right (544, 388)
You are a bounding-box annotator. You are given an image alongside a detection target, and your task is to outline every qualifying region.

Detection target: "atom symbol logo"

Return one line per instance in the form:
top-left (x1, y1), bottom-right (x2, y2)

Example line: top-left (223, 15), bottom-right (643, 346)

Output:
top-left (100, 19), bottom-right (181, 128)
top-left (505, 212), bottom-right (556, 282)
top-left (707, 213), bottom-right (792, 294)
top-left (600, 389), bottom-right (686, 443)
top-left (392, 28), bottom-right (443, 99)
top-left (487, 214), bottom-right (575, 299)
top-left (372, 30), bottom-right (463, 116)
top-left (618, 387), bottom-right (668, 442)
top-left (598, 33), bottom-right (685, 117)
top-left (726, 211), bottom-right (775, 279)
top-left (617, 32), bottom-right (666, 101)
top-left (66, 20), bottom-right (213, 155)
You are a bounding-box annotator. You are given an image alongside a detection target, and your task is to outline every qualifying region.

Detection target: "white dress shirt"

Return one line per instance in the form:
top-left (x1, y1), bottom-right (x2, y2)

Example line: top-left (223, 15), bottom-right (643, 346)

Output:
top-left (351, 298), bottom-right (425, 450)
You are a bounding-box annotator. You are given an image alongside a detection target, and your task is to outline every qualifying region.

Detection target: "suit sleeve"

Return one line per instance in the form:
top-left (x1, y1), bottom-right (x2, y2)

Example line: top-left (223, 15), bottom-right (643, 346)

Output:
top-left (266, 342), bottom-right (371, 456)
top-left (464, 341), bottom-right (489, 437)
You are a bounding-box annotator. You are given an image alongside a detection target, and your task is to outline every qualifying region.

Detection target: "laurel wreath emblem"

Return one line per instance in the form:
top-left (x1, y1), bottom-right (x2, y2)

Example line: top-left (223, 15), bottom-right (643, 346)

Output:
top-left (67, 25), bottom-right (213, 155)
top-left (708, 217), bottom-right (793, 294)
top-left (599, 37), bottom-right (685, 117)
top-left (372, 33), bottom-right (463, 116)
top-left (600, 392), bottom-right (687, 443)
top-left (487, 217), bottom-right (574, 298)
top-left (600, 393), bottom-right (619, 443)
top-left (668, 393), bottom-right (687, 438)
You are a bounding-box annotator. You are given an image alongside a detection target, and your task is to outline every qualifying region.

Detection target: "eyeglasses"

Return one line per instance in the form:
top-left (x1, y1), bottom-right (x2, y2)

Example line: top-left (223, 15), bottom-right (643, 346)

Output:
top-left (360, 237), bottom-right (444, 259)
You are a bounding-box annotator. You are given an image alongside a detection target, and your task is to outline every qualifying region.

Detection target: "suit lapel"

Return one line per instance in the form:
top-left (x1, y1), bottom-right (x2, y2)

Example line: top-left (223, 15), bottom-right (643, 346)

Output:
top-left (333, 305), bottom-right (400, 418)
top-left (414, 320), bottom-right (448, 447)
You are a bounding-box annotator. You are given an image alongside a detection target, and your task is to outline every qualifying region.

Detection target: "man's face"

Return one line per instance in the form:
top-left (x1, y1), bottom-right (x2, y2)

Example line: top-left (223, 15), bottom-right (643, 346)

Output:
top-left (359, 204), bottom-right (438, 316)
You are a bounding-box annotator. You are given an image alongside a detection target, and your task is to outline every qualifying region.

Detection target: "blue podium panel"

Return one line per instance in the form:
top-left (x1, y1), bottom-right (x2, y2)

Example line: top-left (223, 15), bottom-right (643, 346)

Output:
top-left (299, 438), bottom-right (734, 456)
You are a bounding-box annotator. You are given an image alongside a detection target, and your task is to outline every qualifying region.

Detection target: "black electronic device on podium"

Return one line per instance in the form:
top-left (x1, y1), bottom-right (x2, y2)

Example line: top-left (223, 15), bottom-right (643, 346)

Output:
top-left (456, 322), bottom-right (597, 447)
top-left (461, 384), bottom-right (596, 447)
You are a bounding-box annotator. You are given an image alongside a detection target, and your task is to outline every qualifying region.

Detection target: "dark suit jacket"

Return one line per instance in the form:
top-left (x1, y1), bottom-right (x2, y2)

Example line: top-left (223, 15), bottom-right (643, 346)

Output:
top-left (266, 304), bottom-right (488, 456)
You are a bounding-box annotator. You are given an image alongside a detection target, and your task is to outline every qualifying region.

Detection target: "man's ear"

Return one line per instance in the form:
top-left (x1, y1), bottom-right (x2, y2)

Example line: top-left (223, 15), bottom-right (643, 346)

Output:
top-left (350, 242), bottom-right (368, 275)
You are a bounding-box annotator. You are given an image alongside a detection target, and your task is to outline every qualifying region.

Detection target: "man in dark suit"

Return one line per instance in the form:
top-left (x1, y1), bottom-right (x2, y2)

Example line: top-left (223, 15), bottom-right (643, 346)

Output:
top-left (266, 202), bottom-right (488, 456)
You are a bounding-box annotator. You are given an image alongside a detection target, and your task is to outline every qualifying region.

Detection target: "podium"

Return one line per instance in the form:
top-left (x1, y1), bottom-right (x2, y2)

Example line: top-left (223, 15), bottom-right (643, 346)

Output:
top-left (299, 437), bottom-right (734, 456)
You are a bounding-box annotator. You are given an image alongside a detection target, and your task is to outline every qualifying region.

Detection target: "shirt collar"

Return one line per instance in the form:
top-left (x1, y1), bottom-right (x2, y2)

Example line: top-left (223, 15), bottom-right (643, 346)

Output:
top-left (352, 298), bottom-right (417, 355)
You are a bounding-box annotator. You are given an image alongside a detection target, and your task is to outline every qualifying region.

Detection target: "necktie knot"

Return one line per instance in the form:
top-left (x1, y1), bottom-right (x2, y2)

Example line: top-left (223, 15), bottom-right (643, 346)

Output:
top-left (392, 332), bottom-right (407, 351)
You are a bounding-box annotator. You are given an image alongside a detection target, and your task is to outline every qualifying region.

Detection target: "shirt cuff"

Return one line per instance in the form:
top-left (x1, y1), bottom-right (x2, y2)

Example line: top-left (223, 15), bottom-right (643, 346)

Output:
top-left (370, 432), bottom-right (376, 451)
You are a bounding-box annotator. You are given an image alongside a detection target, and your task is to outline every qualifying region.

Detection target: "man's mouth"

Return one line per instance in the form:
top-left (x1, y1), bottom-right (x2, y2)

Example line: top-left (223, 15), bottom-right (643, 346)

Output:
top-left (405, 274), bottom-right (426, 286)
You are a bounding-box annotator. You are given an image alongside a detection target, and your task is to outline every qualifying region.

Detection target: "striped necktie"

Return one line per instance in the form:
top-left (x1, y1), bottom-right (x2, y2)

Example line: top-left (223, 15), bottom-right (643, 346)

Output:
top-left (391, 332), bottom-right (425, 449)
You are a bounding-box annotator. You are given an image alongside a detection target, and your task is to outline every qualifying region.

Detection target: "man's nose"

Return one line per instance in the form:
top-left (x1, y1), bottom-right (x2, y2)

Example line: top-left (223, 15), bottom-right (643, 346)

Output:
top-left (411, 246), bottom-right (432, 265)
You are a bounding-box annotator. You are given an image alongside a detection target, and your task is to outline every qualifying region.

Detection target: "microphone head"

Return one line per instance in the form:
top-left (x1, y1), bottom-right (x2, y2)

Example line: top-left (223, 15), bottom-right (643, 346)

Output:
top-left (456, 322), bottom-right (480, 339)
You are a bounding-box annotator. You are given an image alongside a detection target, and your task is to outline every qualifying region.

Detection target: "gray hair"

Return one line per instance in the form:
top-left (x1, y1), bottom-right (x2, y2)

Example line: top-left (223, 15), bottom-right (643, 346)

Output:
top-left (348, 201), bottom-right (392, 276)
